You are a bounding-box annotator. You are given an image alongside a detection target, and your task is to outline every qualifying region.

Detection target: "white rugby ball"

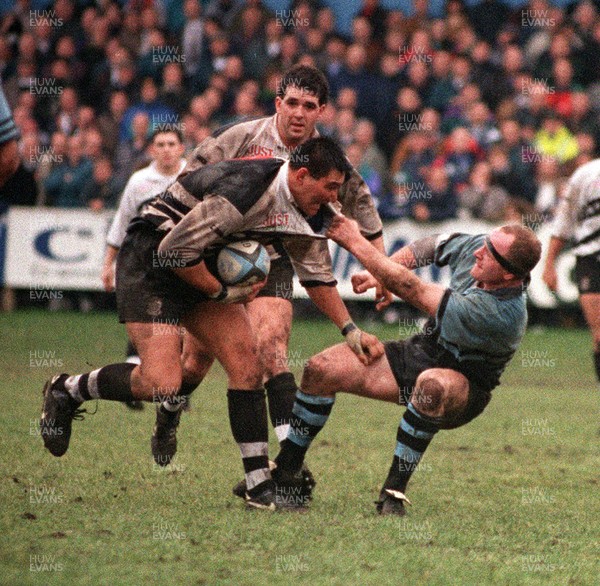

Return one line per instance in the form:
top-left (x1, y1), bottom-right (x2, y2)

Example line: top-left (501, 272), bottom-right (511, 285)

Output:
top-left (216, 240), bottom-right (271, 286)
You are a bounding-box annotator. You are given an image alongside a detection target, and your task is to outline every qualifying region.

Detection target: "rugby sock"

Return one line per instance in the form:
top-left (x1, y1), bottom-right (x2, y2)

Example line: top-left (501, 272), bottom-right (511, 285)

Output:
top-left (275, 390), bottom-right (335, 474)
top-left (63, 363), bottom-right (136, 403)
top-left (594, 351), bottom-right (600, 387)
top-left (382, 404), bottom-right (439, 493)
top-left (265, 372), bottom-right (298, 444)
top-left (160, 381), bottom-right (197, 414)
top-left (227, 389), bottom-right (271, 495)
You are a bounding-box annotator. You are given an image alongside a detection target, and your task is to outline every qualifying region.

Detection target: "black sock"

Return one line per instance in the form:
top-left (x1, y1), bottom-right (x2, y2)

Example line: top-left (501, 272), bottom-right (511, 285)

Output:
top-left (382, 404), bottom-right (439, 494)
top-left (275, 390), bottom-right (335, 474)
top-left (63, 363), bottom-right (136, 403)
top-left (594, 351), bottom-right (600, 386)
top-left (265, 372), bottom-right (298, 444)
top-left (227, 389), bottom-right (271, 495)
top-left (159, 381), bottom-right (198, 414)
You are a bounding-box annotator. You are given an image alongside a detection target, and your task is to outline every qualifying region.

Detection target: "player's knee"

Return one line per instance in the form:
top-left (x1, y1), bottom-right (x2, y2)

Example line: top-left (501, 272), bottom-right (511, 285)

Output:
top-left (140, 368), bottom-right (182, 398)
top-left (182, 351), bottom-right (213, 385)
top-left (301, 353), bottom-right (329, 394)
top-left (412, 370), bottom-right (469, 421)
top-left (256, 325), bottom-right (291, 379)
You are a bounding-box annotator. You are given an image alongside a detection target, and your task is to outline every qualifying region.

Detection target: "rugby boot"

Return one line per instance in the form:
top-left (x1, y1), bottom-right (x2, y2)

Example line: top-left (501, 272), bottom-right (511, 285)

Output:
top-left (151, 406), bottom-right (182, 466)
top-left (41, 374), bottom-right (87, 457)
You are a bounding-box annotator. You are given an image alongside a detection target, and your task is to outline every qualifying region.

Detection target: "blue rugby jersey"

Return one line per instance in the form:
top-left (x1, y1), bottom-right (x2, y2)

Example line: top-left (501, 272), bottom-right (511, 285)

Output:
top-left (416, 233), bottom-right (528, 391)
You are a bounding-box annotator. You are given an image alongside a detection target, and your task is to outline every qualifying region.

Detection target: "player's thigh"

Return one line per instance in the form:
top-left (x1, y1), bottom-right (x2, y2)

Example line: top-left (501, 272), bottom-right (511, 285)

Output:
top-left (126, 322), bottom-right (183, 393)
top-left (182, 302), bottom-right (262, 379)
top-left (302, 343), bottom-right (400, 403)
top-left (181, 329), bottom-right (214, 382)
top-left (580, 293), bottom-right (600, 345)
top-left (246, 296), bottom-right (293, 374)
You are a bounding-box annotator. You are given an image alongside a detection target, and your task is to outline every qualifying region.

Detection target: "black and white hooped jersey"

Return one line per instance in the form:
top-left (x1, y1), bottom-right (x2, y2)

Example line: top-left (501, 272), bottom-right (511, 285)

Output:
top-left (138, 157), bottom-right (339, 286)
top-left (552, 158), bottom-right (600, 257)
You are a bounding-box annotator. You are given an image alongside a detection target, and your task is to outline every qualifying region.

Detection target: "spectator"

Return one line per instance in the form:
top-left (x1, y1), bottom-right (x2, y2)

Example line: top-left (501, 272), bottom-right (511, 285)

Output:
top-left (498, 118), bottom-right (538, 203)
top-left (53, 86), bottom-right (79, 136)
top-left (435, 126), bottom-right (483, 193)
top-left (534, 112), bottom-right (579, 165)
top-left (334, 108), bottom-right (356, 148)
top-left (97, 90), bottom-right (129, 155)
top-left (409, 166), bottom-right (458, 223)
top-left (465, 101), bottom-right (501, 151)
top-left (390, 130), bottom-right (436, 190)
top-left (181, 0), bottom-right (205, 80)
top-left (44, 133), bottom-right (93, 207)
top-left (354, 118), bottom-right (388, 192)
top-left (358, 0), bottom-right (388, 39)
top-left (231, 6), bottom-right (267, 80)
top-left (159, 63), bottom-right (191, 116)
top-left (533, 157), bottom-right (562, 218)
top-left (113, 111), bottom-right (150, 190)
top-left (568, 91), bottom-right (600, 150)
top-left (81, 157), bottom-right (121, 211)
top-left (81, 127), bottom-right (105, 162)
top-left (346, 142), bottom-right (384, 204)
top-left (459, 161), bottom-right (509, 222)
top-left (382, 86), bottom-right (422, 159)
top-left (120, 77), bottom-right (176, 141)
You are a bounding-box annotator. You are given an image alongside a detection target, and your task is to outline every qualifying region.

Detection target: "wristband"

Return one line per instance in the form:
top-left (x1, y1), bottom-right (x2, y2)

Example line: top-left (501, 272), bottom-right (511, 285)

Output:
top-left (208, 285), bottom-right (228, 302)
top-left (341, 321), bottom-right (357, 337)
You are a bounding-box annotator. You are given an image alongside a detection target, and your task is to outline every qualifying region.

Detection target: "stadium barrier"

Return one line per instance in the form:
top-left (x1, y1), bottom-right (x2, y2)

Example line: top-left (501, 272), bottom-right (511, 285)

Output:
top-left (3, 206), bottom-right (578, 308)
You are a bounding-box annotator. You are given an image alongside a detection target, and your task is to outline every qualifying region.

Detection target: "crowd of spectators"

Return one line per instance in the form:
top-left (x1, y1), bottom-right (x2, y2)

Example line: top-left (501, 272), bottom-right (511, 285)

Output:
top-left (1, 0), bottom-right (599, 227)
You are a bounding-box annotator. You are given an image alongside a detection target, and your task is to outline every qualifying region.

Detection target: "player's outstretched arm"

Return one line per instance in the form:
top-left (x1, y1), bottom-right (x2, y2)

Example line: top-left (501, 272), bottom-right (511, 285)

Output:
top-left (542, 236), bottom-right (566, 292)
top-left (327, 216), bottom-right (445, 317)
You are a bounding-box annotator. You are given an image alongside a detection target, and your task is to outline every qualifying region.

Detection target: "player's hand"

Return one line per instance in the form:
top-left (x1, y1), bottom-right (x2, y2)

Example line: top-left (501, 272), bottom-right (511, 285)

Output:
top-left (345, 328), bottom-right (384, 365)
top-left (542, 265), bottom-right (558, 292)
top-left (217, 279), bottom-right (266, 304)
top-left (374, 282), bottom-right (393, 311)
top-left (326, 215), bottom-right (362, 250)
top-left (352, 270), bottom-right (378, 294)
top-left (101, 263), bottom-right (115, 292)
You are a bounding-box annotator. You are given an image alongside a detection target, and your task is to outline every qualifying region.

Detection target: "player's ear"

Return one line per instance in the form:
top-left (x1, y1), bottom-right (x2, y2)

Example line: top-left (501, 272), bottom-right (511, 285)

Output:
top-left (275, 96), bottom-right (283, 112)
top-left (296, 167), bottom-right (309, 182)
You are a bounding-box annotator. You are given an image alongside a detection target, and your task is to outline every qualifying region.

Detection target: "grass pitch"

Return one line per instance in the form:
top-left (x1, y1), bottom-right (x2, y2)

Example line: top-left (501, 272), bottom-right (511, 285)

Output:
top-left (0, 310), bottom-right (599, 585)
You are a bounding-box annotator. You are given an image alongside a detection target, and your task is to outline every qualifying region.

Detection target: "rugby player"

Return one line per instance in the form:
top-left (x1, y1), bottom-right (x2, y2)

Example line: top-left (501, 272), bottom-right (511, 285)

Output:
top-left (151, 65), bottom-right (389, 483)
top-left (273, 216), bottom-right (541, 514)
top-left (543, 158), bottom-right (600, 391)
top-left (40, 137), bottom-right (384, 510)
top-left (101, 128), bottom-right (186, 408)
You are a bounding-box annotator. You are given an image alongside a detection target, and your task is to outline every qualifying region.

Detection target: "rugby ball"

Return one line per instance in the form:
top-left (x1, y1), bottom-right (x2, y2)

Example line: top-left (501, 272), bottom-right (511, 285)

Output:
top-left (216, 240), bottom-right (270, 286)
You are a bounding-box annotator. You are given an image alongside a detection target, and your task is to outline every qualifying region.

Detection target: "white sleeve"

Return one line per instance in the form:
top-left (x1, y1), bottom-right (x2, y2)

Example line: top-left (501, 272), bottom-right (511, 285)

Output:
top-left (551, 176), bottom-right (578, 241)
top-left (106, 177), bottom-right (140, 248)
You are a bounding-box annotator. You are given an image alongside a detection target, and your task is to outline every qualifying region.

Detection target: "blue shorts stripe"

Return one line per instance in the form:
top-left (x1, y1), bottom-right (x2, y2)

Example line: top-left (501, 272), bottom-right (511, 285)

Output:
top-left (292, 403), bottom-right (329, 427)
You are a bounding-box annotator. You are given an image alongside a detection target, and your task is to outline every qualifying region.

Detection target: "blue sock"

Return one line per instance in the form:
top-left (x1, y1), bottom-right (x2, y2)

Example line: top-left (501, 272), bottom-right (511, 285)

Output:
top-left (275, 390), bottom-right (335, 473)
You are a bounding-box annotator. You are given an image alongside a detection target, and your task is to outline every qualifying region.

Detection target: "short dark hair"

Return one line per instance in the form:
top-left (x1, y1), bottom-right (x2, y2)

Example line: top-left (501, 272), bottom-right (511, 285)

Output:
top-left (289, 137), bottom-right (351, 180)
top-left (277, 64), bottom-right (329, 105)
top-left (149, 127), bottom-right (183, 144)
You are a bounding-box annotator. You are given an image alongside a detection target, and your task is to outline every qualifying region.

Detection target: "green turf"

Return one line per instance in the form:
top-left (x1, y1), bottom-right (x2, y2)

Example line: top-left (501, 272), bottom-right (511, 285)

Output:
top-left (1, 310), bottom-right (598, 585)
